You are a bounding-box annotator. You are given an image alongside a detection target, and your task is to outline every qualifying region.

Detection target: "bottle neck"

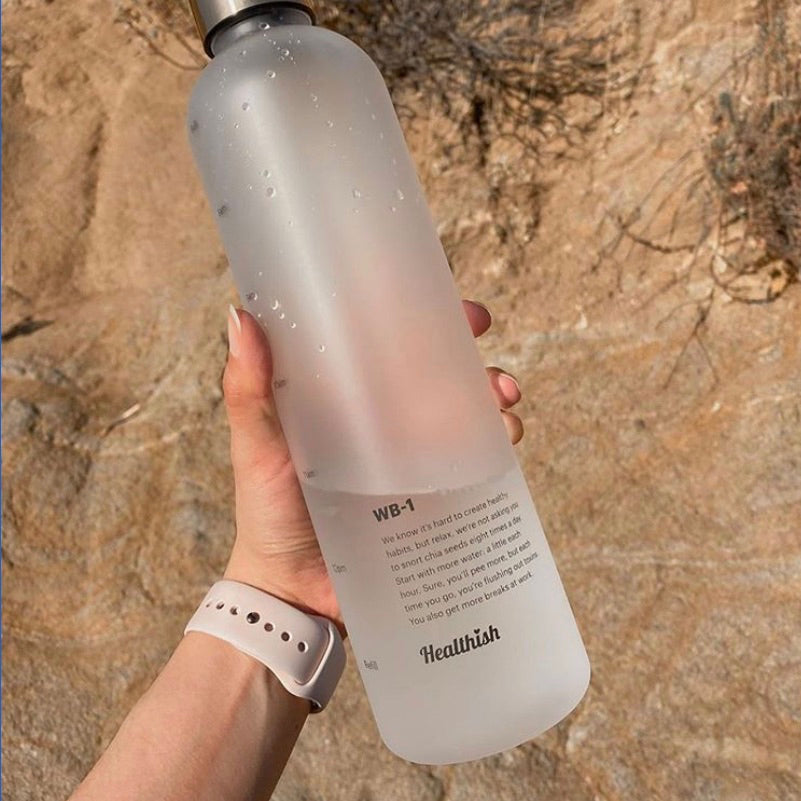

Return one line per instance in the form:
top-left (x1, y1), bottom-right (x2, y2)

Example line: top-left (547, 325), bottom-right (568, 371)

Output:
top-left (210, 6), bottom-right (313, 56)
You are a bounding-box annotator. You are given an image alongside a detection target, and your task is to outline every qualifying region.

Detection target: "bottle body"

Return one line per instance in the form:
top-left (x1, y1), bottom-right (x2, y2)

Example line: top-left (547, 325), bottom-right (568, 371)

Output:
top-left (188, 21), bottom-right (589, 764)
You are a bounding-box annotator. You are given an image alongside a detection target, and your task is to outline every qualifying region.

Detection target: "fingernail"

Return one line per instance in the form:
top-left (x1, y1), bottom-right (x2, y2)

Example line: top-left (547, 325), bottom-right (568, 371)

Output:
top-left (473, 300), bottom-right (492, 318)
top-left (498, 372), bottom-right (521, 399)
top-left (227, 304), bottom-right (242, 358)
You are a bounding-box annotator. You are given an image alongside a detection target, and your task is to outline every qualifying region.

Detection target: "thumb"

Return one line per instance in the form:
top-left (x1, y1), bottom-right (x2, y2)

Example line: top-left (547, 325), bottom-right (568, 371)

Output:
top-left (223, 305), bottom-right (291, 477)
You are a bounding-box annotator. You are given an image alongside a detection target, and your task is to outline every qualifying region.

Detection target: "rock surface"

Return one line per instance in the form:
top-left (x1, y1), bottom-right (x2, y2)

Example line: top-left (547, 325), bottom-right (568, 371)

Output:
top-left (2, 1), bottom-right (800, 800)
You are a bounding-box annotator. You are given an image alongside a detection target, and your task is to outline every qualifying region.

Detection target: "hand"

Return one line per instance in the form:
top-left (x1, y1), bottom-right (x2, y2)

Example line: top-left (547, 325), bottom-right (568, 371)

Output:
top-left (222, 300), bottom-right (524, 635)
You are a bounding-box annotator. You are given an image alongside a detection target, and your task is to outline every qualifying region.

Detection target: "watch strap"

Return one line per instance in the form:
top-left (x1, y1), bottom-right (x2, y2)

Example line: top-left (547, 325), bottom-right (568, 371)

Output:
top-left (185, 580), bottom-right (345, 711)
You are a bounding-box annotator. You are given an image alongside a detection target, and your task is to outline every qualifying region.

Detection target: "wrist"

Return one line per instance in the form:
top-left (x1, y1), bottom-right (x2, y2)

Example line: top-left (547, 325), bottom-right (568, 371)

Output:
top-left (178, 630), bottom-right (313, 717)
top-left (185, 580), bottom-right (346, 712)
top-left (181, 630), bottom-right (302, 700)
top-left (222, 555), bottom-right (305, 611)
top-left (224, 544), bottom-right (347, 638)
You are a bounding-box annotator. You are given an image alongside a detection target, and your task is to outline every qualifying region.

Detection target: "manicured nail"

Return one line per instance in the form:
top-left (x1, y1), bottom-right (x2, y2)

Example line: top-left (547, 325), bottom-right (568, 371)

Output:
top-left (227, 304), bottom-right (242, 358)
top-left (473, 300), bottom-right (492, 318)
top-left (498, 372), bottom-right (521, 400)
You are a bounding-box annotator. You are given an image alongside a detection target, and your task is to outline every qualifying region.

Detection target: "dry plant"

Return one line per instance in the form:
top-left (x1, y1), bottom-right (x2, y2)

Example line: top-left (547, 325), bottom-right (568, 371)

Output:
top-left (706, 68), bottom-right (800, 302)
top-left (115, 1), bottom-right (627, 252)
top-left (113, 1), bottom-right (205, 70)
top-left (317, 0), bottom-right (630, 258)
top-left (600, 0), bottom-right (799, 307)
top-left (117, 0), bottom-right (625, 156)
top-left (594, 0), bottom-right (799, 385)
top-left (316, 0), bottom-right (625, 159)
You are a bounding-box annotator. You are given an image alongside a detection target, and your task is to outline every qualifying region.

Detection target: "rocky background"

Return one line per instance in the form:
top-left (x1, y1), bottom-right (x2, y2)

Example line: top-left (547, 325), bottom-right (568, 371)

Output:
top-left (2, 0), bottom-right (800, 799)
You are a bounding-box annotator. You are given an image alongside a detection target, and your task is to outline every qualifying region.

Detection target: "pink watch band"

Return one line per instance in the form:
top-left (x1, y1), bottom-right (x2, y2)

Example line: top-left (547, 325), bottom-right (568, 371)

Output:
top-left (185, 580), bottom-right (346, 711)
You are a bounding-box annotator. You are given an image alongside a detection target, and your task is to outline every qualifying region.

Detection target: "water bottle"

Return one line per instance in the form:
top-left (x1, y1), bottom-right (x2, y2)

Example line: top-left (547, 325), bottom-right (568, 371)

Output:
top-left (186, 0), bottom-right (590, 764)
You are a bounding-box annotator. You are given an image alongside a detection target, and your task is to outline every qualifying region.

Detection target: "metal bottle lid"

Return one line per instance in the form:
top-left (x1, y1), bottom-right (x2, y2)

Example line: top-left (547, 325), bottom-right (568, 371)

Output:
top-left (189, 1), bottom-right (316, 56)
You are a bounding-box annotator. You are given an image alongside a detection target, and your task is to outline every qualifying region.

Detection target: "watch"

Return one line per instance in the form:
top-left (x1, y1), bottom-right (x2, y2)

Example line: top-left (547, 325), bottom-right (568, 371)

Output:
top-left (185, 580), bottom-right (346, 711)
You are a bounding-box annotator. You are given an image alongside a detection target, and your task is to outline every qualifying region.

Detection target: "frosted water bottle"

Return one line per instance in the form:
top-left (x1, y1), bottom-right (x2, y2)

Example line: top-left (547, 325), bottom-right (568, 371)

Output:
top-left (186, 0), bottom-right (590, 764)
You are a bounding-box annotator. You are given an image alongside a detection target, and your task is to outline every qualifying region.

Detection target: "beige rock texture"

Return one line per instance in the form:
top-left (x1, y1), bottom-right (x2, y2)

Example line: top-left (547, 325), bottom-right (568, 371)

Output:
top-left (2, 0), bottom-right (800, 799)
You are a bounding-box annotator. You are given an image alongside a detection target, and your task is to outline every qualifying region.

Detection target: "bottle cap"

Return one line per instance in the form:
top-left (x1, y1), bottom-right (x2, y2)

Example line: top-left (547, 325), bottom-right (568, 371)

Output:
top-left (189, 1), bottom-right (316, 56)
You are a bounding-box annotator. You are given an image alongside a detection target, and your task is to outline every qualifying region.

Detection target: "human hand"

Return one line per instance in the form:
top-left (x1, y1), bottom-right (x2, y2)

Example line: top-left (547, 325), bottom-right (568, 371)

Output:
top-left (222, 301), bottom-right (524, 635)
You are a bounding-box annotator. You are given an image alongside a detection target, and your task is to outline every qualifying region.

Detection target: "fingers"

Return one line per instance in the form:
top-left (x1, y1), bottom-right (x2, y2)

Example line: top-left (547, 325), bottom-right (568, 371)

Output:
top-left (223, 300), bottom-right (524, 466)
top-left (488, 367), bottom-right (524, 444)
top-left (486, 367), bottom-right (521, 409)
top-left (501, 410), bottom-right (524, 444)
top-left (463, 299), bottom-right (524, 443)
top-left (223, 306), bottom-right (291, 476)
top-left (463, 299), bottom-right (492, 338)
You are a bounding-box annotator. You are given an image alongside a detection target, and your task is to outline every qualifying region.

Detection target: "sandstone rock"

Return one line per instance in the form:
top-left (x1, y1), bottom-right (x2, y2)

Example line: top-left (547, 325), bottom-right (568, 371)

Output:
top-left (2, 1), bottom-right (800, 800)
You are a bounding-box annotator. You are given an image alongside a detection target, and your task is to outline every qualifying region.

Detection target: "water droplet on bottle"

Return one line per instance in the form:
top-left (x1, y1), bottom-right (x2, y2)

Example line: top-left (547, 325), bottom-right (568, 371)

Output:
top-left (259, 21), bottom-right (270, 29)
top-left (352, 188), bottom-right (362, 198)
top-left (239, 49), bottom-right (247, 57)
top-left (390, 205), bottom-right (397, 212)
top-left (262, 169), bottom-right (271, 177)
top-left (247, 184), bottom-right (253, 191)
top-left (266, 70), bottom-right (276, 79)
top-left (310, 93), bottom-right (318, 102)
top-left (246, 291), bottom-right (258, 301)
top-left (370, 113), bottom-right (376, 120)
top-left (379, 132), bottom-right (384, 140)
top-left (315, 372), bottom-right (321, 379)
top-left (271, 299), bottom-right (281, 310)
top-left (217, 204), bottom-right (229, 217)
top-left (289, 321), bottom-right (296, 329)
top-left (281, 48), bottom-right (290, 56)
top-left (189, 119), bottom-right (199, 133)
top-left (217, 113), bottom-right (224, 121)
top-left (331, 291), bottom-right (337, 298)
top-left (395, 189), bottom-right (405, 201)
top-left (278, 312), bottom-right (285, 319)
top-left (318, 345), bottom-right (326, 353)
top-left (257, 312), bottom-right (263, 318)
top-left (326, 120), bottom-right (334, 128)
top-left (364, 97), bottom-right (371, 105)
top-left (266, 186), bottom-right (276, 198)
top-left (242, 102), bottom-right (250, 111)
top-left (234, 122), bottom-right (240, 129)
top-left (257, 271), bottom-right (264, 277)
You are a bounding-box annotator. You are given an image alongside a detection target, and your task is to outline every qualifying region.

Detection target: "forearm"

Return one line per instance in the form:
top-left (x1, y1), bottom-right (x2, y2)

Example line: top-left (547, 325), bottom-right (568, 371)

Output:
top-left (70, 632), bottom-right (309, 801)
